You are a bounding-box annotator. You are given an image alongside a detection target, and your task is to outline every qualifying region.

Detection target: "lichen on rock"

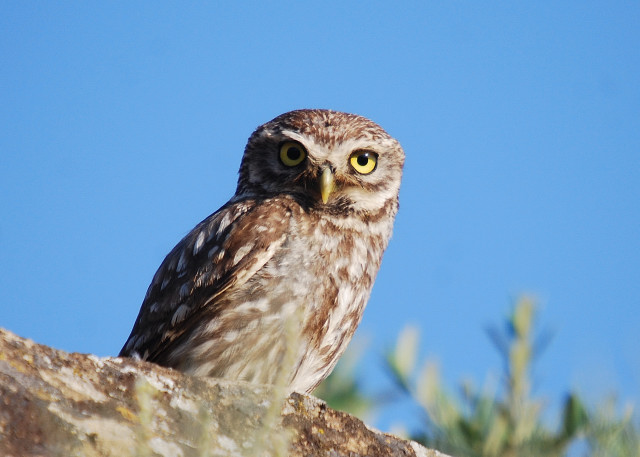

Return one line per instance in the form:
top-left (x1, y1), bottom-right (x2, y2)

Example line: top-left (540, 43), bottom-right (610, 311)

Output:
top-left (0, 328), bottom-right (448, 457)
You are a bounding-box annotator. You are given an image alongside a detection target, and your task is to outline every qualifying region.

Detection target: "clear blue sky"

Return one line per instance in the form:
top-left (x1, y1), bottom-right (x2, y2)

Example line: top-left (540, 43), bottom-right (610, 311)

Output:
top-left (1, 2), bottom-right (638, 430)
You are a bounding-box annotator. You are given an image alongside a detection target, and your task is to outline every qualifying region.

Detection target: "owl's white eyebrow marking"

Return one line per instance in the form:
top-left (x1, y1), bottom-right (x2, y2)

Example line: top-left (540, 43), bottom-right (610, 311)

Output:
top-left (280, 131), bottom-right (307, 142)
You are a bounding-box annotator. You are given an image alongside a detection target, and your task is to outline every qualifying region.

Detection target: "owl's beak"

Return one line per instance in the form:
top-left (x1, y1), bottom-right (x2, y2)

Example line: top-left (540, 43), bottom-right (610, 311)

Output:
top-left (320, 167), bottom-right (335, 204)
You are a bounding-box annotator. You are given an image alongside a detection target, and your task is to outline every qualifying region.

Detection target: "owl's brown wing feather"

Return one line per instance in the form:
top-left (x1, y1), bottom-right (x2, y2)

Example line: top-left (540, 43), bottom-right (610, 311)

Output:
top-left (119, 197), bottom-right (292, 363)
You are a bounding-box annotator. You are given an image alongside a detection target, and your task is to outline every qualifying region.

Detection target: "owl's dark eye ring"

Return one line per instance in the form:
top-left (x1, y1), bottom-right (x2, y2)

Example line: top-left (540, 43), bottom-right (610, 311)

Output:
top-left (349, 150), bottom-right (378, 174)
top-left (279, 142), bottom-right (307, 167)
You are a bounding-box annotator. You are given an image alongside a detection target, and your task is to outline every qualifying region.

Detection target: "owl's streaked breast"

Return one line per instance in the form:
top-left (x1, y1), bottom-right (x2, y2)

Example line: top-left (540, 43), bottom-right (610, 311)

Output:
top-left (172, 196), bottom-right (395, 392)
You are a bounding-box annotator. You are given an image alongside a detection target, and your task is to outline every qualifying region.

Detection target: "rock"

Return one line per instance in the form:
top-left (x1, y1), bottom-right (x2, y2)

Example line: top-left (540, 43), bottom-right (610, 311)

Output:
top-left (0, 328), bottom-right (448, 457)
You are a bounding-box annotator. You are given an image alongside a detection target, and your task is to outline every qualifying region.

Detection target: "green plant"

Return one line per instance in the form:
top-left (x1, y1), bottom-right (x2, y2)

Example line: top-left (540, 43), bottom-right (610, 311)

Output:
top-left (316, 297), bottom-right (639, 457)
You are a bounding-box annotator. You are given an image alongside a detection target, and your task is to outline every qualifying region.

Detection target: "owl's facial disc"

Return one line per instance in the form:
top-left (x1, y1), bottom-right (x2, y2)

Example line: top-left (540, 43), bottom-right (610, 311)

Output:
top-left (238, 109), bottom-right (404, 214)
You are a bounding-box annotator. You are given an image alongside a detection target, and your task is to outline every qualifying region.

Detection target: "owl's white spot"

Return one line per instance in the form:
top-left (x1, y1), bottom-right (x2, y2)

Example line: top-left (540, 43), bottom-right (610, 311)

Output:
top-left (178, 283), bottom-right (191, 299)
top-left (166, 255), bottom-right (178, 272)
top-left (347, 239), bottom-right (368, 278)
top-left (207, 245), bottom-right (220, 259)
top-left (171, 304), bottom-right (190, 326)
top-left (193, 231), bottom-right (205, 256)
top-left (217, 212), bottom-right (233, 236)
top-left (232, 243), bottom-right (253, 266)
top-left (124, 335), bottom-right (138, 351)
top-left (233, 298), bottom-right (270, 314)
top-left (220, 328), bottom-right (241, 343)
top-left (176, 250), bottom-right (189, 273)
top-left (206, 227), bottom-right (218, 243)
top-left (324, 285), bottom-right (356, 341)
top-left (203, 319), bottom-right (221, 335)
top-left (192, 339), bottom-right (217, 359)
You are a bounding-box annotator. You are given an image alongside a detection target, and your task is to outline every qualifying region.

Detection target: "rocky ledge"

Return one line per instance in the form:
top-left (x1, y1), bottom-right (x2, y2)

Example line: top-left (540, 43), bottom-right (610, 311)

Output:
top-left (0, 328), bottom-right (447, 457)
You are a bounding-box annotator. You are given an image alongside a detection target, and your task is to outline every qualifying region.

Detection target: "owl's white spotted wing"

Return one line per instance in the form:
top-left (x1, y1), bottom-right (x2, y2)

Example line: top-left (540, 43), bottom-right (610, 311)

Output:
top-left (119, 198), bottom-right (291, 363)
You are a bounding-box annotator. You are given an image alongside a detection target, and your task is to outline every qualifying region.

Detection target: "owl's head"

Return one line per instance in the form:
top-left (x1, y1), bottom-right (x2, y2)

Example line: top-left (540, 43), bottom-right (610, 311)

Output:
top-left (236, 109), bottom-right (404, 216)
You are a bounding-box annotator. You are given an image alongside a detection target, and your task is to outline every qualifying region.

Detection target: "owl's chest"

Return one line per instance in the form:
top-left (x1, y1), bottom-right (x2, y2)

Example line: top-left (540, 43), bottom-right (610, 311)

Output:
top-left (212, 208), bottom-right (391, 391)
top-left (262, 216), bottom-right (381, 303)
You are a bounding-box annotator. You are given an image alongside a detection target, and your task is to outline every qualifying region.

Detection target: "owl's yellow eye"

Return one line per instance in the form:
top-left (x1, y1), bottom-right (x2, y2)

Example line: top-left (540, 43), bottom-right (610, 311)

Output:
top-left (349, 150), bottom-right (378, 174)
top-left (279, 142), bottom-right (307, 167)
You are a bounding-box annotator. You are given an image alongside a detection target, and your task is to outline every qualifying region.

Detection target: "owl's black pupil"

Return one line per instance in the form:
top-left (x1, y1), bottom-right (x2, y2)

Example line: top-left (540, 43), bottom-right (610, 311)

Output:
top-left (357, 154), bottom-right (369, 166)
top-left (287, 147), bottom-right (301, 161)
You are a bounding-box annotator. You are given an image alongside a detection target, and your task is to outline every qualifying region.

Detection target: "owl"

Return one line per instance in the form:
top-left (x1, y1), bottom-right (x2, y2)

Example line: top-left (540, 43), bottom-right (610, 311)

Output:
top-left (119, 109), bottom-right (404, 393)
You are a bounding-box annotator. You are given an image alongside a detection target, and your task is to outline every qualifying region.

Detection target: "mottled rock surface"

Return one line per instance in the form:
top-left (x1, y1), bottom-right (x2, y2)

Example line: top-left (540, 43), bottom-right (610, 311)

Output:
top-left (0, 328), bottom-right (447, 457)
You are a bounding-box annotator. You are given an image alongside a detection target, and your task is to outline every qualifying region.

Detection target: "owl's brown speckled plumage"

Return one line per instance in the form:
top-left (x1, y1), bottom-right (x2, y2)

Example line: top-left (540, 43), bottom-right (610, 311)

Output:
top-left (119, 109), bottom-right (404, 393)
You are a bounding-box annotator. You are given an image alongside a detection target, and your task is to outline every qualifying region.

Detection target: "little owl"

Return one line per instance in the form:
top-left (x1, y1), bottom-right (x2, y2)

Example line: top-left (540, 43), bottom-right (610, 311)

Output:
top-left (119, 109), bottom-right (405, 393)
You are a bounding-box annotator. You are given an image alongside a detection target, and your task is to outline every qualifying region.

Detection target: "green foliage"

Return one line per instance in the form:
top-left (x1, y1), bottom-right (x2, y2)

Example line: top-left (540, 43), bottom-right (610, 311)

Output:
top-left (315, 297), bottom-right (639, 457)
top-left (585, 397), bottom-right (640, 457)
